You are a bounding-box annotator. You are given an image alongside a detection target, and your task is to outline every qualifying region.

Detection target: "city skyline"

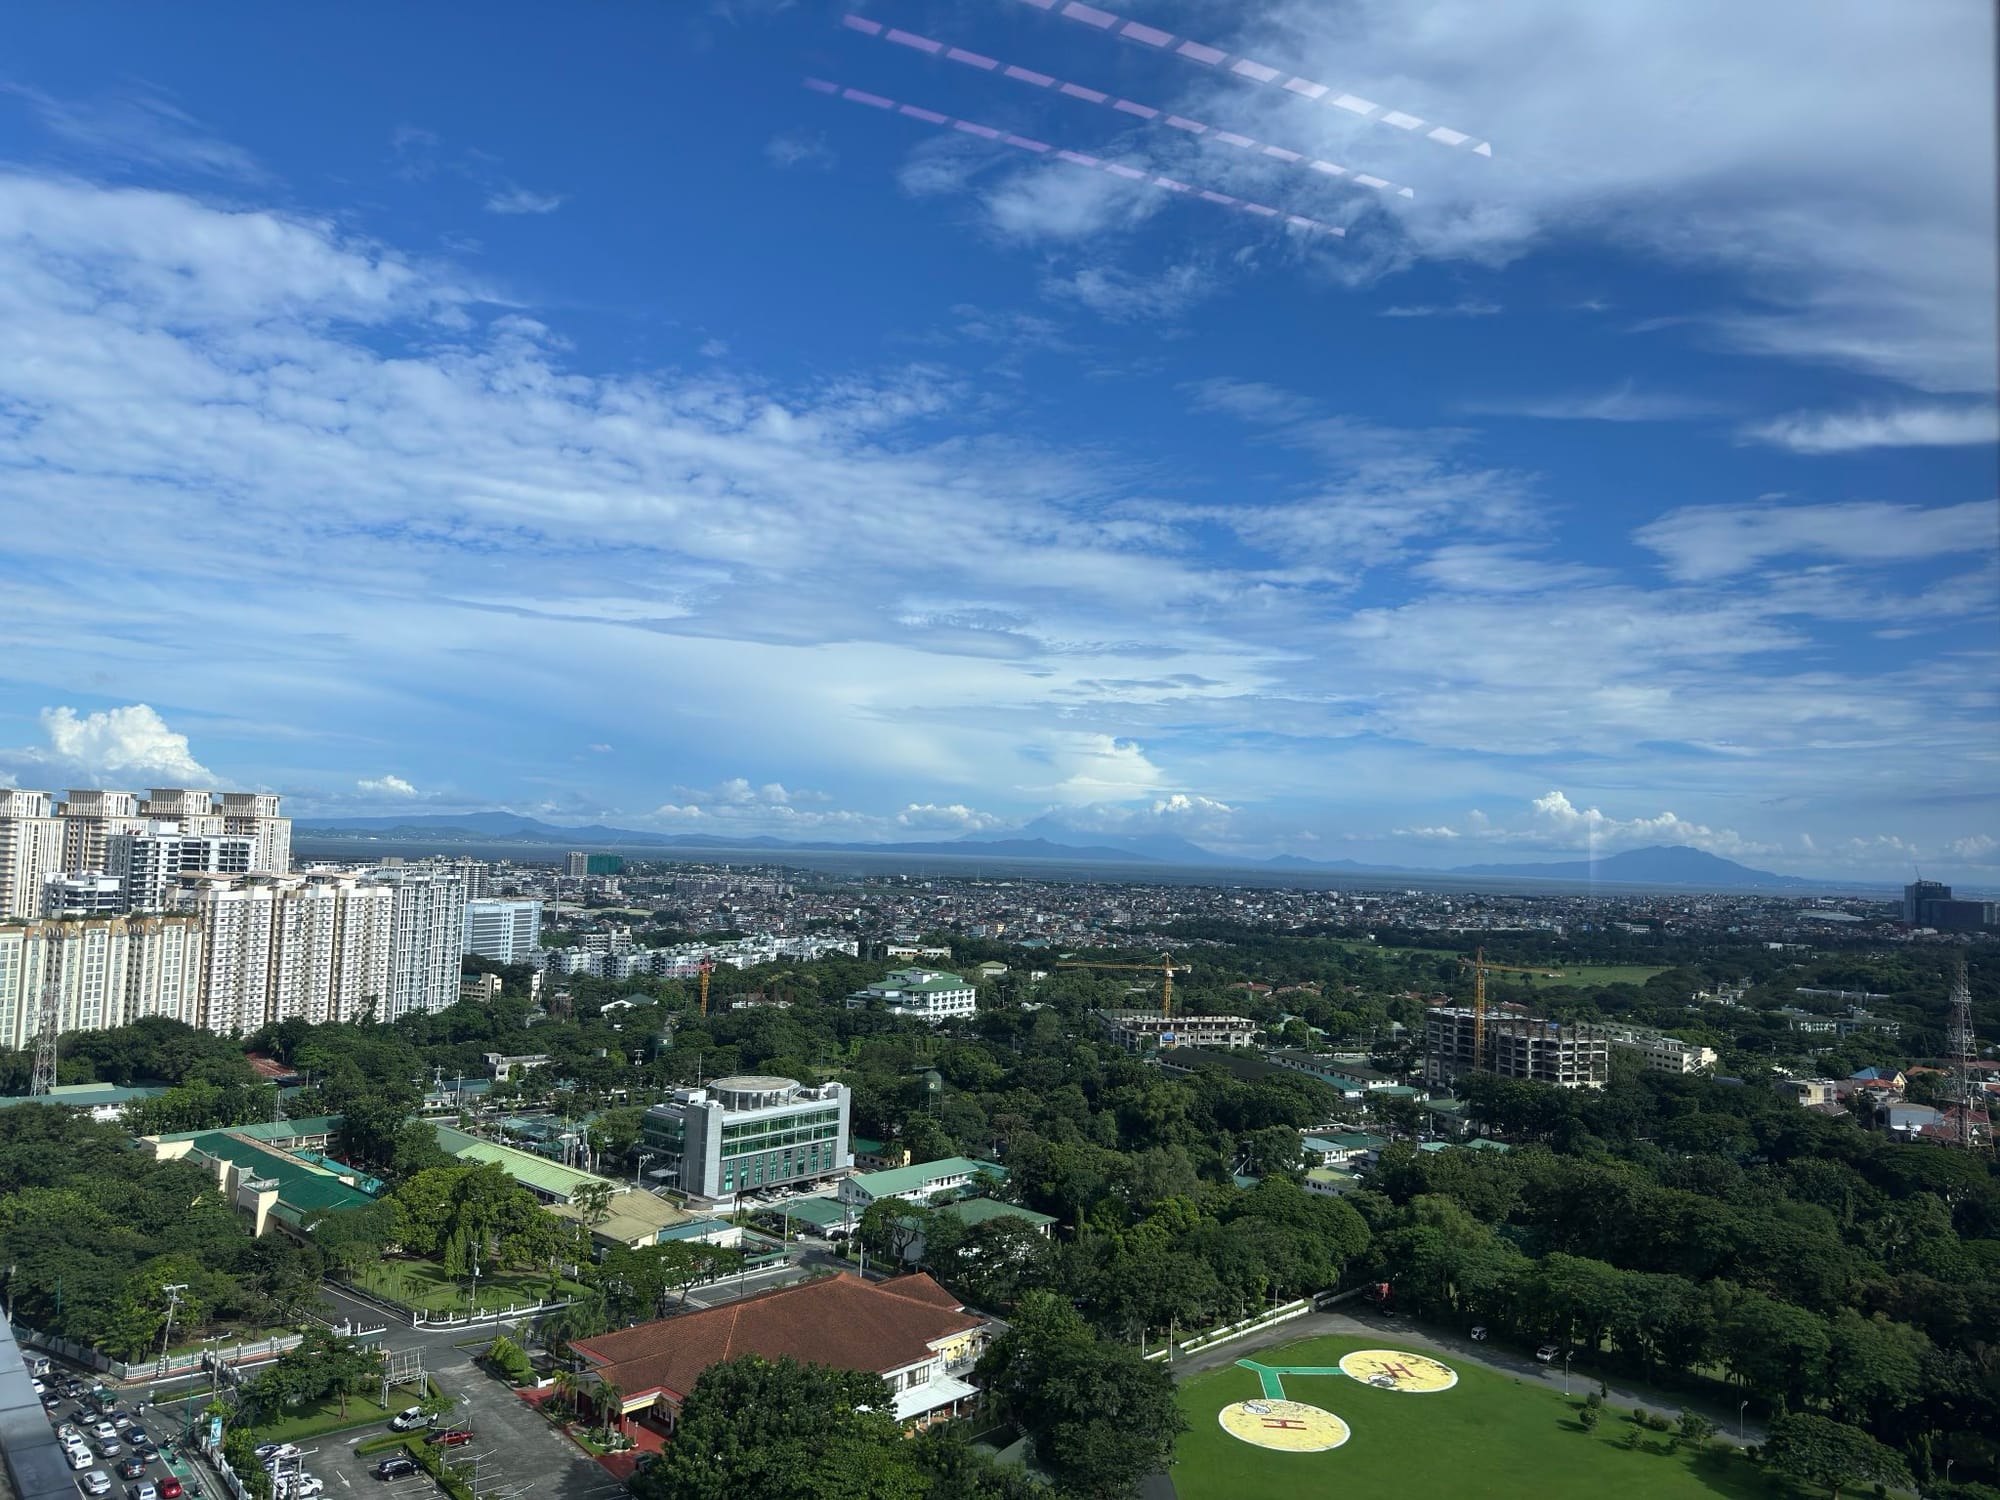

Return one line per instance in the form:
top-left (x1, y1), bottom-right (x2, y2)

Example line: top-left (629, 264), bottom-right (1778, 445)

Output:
top-left (1, 2), bottom-right (1995, 882)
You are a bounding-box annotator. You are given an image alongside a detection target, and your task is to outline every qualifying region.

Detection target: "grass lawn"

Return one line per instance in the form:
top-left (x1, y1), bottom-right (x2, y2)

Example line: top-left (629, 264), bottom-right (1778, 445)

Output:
top-left (247, 1389), bottom-right (398, 1445)
top-left (1524, 964), bottom-right (1669, 989)
top-left (1173, 1336), bottom-right (1774, 1500)
top-left (347, 1258), bottom-right (585, 1313)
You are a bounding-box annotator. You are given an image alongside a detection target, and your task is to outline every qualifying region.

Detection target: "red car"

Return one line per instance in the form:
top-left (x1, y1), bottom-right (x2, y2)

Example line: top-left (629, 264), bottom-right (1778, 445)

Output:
top-left (159, 1480), bottom-right (183, 1499)
top-left (425, 1430), bottom-right (473, 1448)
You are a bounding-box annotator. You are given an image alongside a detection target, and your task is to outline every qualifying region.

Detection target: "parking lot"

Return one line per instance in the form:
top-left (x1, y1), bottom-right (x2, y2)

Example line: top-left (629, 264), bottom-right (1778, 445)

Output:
top-left (305, 1357), bottom-right (619, 1500)
top-left (34, 1360), bottom-right (204, 1500)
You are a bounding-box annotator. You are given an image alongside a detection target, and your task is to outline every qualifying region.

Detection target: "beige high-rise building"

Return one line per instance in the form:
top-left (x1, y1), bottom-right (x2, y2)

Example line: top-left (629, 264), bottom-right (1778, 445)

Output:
top-left (0, 790), bottom-right (66, 920)
top-left (184, 872), bottom-right (392, 1033)
top-left (0, 913), bottom-right (204, 1050)
top-left (56, 789), bottom-right (146, 874)
top-left (219, 792), bottom-right (292, 874)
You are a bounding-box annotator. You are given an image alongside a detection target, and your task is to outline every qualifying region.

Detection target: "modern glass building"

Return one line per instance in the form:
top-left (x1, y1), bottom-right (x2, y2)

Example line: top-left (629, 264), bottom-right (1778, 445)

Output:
top-left (641, 1074), bottom-right (851, 1206)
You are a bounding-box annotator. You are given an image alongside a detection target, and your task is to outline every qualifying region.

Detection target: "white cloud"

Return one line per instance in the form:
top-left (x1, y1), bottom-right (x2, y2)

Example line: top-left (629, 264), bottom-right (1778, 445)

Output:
top-left (3, 81), bottom-right (264, 180)
top-left (1949, 833), bottom-right (1997, 861)
top-left (1636, 499), bottom-right (1996, 582)
top-left (1395, 824), bottom-right (1461, 838)
top-left (1380, 300), bottom-right (1501, 318)
top-left (896, 803), bottom-right (1009, 832)
top-left (764, 132), bottom-right (835, 171)
top-left (1042, 263), bottom-right (1214, 322)
top-left (12, 705), bottom-right (214, 782)
top-left (1743, 404), bottom-right (2000, 453)
top-left (484, 184), bottom-right (564, 215)
top-left (697, 338), bottom-right (729, 358)
top-left (1467, 382), bottom-right (1724, 422)
top-left (356, 774), bottom-right (419, 797)
top-left (588, 743), bottom-right (614, 753)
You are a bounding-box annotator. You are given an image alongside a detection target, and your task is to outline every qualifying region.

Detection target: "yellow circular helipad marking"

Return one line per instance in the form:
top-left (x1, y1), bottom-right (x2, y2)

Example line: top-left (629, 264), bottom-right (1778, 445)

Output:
top-left (1338, 1349), bottom-right (1459, 1392)
top-left (1218, 1399), bottom-right (1351, 1452)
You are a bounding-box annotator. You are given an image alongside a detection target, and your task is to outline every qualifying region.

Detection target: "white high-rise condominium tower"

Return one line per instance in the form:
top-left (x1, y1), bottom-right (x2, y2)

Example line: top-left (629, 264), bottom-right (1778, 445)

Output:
top-left (108, 825), bottom-right (255, 911)
top-left (219, 792), bottom-right (292, 874)
top-left (183, 872), bottom-right (393, 1033)
top-left (0, 914), bottom-right (206, 1050)
top-left (0, 790), bottom-right (66, 921)
top-left (374, 867), bottom-right (467, 1019)
top-left (463, 898), bottom-right (542, 964)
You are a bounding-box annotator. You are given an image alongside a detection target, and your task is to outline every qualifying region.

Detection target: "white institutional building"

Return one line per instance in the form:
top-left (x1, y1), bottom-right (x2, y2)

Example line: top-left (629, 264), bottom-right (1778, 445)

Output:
top-left (463, 898), bottom-right (542, 965)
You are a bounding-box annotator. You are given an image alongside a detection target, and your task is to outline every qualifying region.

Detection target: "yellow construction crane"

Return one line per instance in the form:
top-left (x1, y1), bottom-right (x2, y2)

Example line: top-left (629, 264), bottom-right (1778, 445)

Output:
top-left (1458, 948), bottom-right (1564, 1068)
top-left (698, 959), bottom-right (714, 1019)
top-left (1054, 954), bottom-right (1188, 1019)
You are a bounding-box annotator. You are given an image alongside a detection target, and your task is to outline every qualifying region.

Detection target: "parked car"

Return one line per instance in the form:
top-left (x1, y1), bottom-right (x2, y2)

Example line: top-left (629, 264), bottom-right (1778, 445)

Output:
top-left (372, 1459), bottom-right (418, 1482)
top-left (254, 1445), bottom-right (300, 1464)
top-left (131, 1482), bottom-right (159, 1500)
top-left (158, 1478), bottom-right (183, 1500)
top-left (425, 1429), bottom-right (473, 1448)
top-left (275, 1476), bottom-right (324, 1499)
top-left (116, 1460), bottom-right (145, 1482)
top-left (387, 1408), bottom-right (430, 1432)
top-left (1535, 1343), bottom-right (1563, 1363)
top-left (83, 1471), bottom-right (113, 1496)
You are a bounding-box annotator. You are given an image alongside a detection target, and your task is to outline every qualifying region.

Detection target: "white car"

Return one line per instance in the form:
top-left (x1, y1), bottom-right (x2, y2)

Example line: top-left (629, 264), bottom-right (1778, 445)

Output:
top-left (276, 1476), bottom-right (324, 1499)
top-left (82, 1471), bottom-right (114, 1495)
top-left (92, 1423), bottom-right (118, 1441)
top-left (67, 1446), bottom-right (94, 1472)
top-left (257, 1445), bottom-right (302, 1464)
top-left (388, 1407), bottom-right (430, 1432)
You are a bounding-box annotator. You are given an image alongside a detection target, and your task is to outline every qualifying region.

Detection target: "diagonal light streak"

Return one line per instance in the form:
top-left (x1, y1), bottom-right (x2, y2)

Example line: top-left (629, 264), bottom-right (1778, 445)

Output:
top-left (842, 13), bottom-right (1415, 199)
top-left (1012, 0), bottom-right (1493, 156)
top-left (804, 77), bottom-right (1346, 236)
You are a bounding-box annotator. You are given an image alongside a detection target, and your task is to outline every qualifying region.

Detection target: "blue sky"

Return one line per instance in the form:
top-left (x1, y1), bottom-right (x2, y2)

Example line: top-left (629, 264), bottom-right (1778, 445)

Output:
top-left (0, 0), bottom-right (1994, 880)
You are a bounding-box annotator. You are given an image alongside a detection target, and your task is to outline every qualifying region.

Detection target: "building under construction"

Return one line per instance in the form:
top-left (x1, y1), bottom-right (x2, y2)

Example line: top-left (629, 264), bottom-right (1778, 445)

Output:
top-left (1425, 1006), bottom-right (1611, 1090)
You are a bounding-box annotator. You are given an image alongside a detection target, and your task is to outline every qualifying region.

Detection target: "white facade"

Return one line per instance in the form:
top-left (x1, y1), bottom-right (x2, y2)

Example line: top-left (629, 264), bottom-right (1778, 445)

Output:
top-left (374, 867), bottom-right (467, 1019)
top-left (109, 824), bottom-right (255, 911)
top-left (184, 872), bottom-right (393, 1033)
top-left (0, 790), bottom-right (66, 921)
top-left (0, 915), bottom-right (206, 1049)
top-left (1097, 1010), bottom-right (1258, 1052)
top-left (44, 874), bottom-right (125, 918)
top-left (463, 898), bottom-right (542, 964)
top-left (1602, 1024), bottom-right (1717, 1074)
top-left (845, 967), bottom-right (977, 1023)
top-left (219, 792), bottom-right (292, 874)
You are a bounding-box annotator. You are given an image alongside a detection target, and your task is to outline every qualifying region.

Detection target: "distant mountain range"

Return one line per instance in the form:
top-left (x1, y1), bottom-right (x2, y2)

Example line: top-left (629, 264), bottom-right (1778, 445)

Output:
top-left (294, 812), bottom-right (1840, 890)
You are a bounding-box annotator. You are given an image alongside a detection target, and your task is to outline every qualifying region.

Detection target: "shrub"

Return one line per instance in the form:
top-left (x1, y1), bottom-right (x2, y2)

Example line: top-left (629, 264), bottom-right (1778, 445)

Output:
top-left (1579, 1407), bottom-right (1599, 1431)
top-left (1585, 1392), bottom-right (1603, 1410)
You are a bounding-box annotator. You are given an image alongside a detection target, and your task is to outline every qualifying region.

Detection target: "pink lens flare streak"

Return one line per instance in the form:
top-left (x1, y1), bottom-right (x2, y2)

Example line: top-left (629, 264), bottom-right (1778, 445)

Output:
top-left (840, 12), bottom-right (1416, 199)
top-left (1007, 0), bottom-right (1492, 155)
top-left (805, 75), bottom-right (1345, 238)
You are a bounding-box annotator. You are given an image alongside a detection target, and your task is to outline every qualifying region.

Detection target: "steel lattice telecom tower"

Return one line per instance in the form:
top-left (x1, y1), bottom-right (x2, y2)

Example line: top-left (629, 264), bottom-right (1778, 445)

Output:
top-left (29, 927), bottom-right (62, 1097)
top-left (1945, 961), bottom-right (1987, 1149)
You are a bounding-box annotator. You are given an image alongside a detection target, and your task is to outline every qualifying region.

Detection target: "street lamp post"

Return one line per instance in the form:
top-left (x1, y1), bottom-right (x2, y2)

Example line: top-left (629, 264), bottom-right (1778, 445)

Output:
top-left (155, 1284), bottom-right (189, 1380)
top-left (1738, 1400), bottom-right (1748, 1440)
top-left (1946, 1458), bottom-right (1956, 1486)
top-left (1562, 1352), bottom-right (1571, 1397)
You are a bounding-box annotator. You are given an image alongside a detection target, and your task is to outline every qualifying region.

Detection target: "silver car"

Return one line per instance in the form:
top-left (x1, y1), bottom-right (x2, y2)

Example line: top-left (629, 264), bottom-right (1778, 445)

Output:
top-left (82, 1471), bottom-right (113, 1496)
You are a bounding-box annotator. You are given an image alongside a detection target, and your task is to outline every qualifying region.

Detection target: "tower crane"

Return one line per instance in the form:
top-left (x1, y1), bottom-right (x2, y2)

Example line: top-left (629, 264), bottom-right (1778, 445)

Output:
top-left (1053, 954), bottom-right (1188, 1020)
top-left (698, 959), bottom-right (714, 1019)
top-left (1457, 948), bottom-right (1564, 1070)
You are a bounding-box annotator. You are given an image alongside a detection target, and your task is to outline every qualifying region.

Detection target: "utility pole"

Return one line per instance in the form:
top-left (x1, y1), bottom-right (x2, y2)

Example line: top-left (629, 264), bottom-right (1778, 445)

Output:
top-left (156, 1283), bottom-right (189, 1379)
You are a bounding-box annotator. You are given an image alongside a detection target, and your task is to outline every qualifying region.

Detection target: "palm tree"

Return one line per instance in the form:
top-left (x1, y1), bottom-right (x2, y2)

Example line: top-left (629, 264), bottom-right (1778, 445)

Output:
top-left (550, 1369), bottom-right (578, 1421)
top-left (596, 1382), bottom-right (624, 1443)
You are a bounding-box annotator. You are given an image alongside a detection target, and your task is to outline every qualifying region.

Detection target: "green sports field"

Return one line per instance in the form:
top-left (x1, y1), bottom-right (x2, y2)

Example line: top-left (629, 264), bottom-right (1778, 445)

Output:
top-left (1173, 1336), bottom-right (1773, 1500)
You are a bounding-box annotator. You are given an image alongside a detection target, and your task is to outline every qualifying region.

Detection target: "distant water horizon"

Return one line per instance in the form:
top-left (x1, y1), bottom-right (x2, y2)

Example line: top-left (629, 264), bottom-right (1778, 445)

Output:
top-left (292, 835), bottom-right (1900, 901)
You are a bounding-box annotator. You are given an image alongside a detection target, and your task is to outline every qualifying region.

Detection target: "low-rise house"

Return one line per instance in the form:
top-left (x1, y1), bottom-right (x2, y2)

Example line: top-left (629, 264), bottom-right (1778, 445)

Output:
top-left (852, 1135), bottom-right (912, 1172)
top-left (838, 1157), bottom-right (1007, 1211)
top-left (569, 1272), bottom-right (990, 1431)
top-left (845, 968), bottom-right (978, 1024)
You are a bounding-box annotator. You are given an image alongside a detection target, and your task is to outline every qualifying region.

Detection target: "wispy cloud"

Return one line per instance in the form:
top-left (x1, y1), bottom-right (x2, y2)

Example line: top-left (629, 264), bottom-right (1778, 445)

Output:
top-left (1042, 263), bottom-right (1213, 323)
top-left (764, 131), bottom-right (835, 170)
top-left (1466, 381), bottom-right (1723, 422)
top-left (1636, 499), bottom-right (1997, 582)
top-left (1380, 300), bottom-right (1502, 319)
top-left (357, 774), bottom-right (419, 797)
top-left (2, 81), bottom-right (263, 180)
top-left (1743, 403), bottom-right (2000, 453)
top-left (485, 184), bottom-right (564, 215)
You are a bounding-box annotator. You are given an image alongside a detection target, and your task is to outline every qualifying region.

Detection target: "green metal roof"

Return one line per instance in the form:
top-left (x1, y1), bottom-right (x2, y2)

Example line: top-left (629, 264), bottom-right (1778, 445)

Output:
top-left (432, 1123), bottom-right (620, 1201)
top-left (847, 1156), bottom-right (1006, 1200)
top-left (938, 1197), bottom-right (1055, 1230)
top-left (179, 1130), bottom-right (374, 1218)
top-left (770, 1197), bottom-right (852, 1229)
top-left (0, 1082), bottom-right (169, 1110)
top-left (1320, 1132), bottom-right (1388, 1150)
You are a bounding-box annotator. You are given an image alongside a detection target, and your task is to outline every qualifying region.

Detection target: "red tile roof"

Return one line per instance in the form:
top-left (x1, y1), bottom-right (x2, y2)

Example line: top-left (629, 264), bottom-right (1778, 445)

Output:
top-left (570, 1273), bottom-right (984, 1403)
